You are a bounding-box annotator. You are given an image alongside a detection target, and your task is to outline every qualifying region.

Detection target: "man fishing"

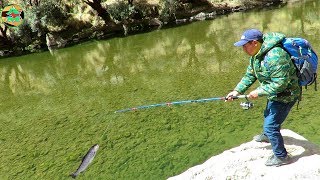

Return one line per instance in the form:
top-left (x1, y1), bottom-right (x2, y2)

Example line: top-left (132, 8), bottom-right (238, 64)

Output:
top-left (225, 29), bottom-right (300, 166)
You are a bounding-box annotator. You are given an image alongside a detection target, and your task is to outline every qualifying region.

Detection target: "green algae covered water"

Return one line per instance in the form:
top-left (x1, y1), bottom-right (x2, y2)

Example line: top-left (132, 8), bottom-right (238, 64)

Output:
top-left (1, 1), bottom-right (319, 179)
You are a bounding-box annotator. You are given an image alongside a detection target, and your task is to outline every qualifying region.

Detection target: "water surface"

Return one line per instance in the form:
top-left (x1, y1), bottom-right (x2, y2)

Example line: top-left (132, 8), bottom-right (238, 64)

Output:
top-left (0, 1), bottom-right (319, 179)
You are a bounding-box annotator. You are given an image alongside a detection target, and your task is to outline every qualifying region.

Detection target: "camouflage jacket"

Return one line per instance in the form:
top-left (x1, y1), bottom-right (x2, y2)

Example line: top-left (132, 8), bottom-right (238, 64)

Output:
top-left (234, 32), bottom-right (301, 103)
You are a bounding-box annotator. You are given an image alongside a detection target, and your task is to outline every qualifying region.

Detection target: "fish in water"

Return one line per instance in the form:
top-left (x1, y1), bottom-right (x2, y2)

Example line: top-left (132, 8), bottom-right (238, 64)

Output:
top-left (70, 144), bottom-right (99, 178)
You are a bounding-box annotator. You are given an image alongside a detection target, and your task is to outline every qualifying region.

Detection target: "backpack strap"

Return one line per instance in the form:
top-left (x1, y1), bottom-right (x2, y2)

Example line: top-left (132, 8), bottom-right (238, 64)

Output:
top-left (296, 86), bottom-right (302, 110)
top-left (315, 74), bottom-right (318, 91)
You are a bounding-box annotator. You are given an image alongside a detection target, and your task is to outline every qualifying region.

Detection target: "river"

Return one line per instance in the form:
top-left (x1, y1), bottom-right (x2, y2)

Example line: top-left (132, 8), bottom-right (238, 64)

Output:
top-left (0, 0), bottom-right (319, 179)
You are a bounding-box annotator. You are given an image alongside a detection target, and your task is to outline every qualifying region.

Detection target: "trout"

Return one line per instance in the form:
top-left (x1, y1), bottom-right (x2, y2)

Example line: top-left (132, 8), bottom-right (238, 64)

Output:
top-left (70, 144), bottom-right (99, 178)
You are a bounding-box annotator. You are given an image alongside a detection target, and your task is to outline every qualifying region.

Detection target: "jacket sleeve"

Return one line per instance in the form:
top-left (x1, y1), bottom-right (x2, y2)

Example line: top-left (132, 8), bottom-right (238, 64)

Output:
top-left (234, 63), bottom-right (257, 94)
top-left (256, 48), bottom-right (291, 96)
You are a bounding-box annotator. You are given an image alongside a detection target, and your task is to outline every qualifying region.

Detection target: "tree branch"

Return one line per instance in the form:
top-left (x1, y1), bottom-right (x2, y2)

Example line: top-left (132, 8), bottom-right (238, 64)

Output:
top-left (0, 25), bottom-right (9, 41)
top-left (84, 0), bottom-right (116, 26)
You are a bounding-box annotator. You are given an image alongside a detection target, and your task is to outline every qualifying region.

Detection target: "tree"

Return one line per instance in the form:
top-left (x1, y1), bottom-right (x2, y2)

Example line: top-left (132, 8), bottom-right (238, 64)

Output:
top-left (0, 0), bottom-right (12, 46)
top-left (0, 25), bottom-right (9, 43)
top-left (128, 0), bottom-right (134, 5)
top-left (84, 0), bottom-right (117, 26)
top-left (25, 0), bottom-right (41, 6)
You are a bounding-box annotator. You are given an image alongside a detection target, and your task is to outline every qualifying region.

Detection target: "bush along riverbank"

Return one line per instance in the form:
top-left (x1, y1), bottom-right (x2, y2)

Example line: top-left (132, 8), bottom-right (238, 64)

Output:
top-left (0, 0), bottom-right (287, 58)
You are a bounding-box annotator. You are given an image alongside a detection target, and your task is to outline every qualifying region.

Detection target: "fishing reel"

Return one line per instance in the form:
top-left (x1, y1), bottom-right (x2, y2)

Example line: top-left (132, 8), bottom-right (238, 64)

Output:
top-left (240, 97), bottom-right (254, 110)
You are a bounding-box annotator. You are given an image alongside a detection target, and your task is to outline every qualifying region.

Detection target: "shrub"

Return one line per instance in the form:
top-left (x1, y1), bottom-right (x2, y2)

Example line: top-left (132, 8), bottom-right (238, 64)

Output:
top-left (23, 0), bottom-right (70, 32)
top-left (108, 0), bottom-right (136, 21)
top-left (159, 0), bottom-right (179, 22)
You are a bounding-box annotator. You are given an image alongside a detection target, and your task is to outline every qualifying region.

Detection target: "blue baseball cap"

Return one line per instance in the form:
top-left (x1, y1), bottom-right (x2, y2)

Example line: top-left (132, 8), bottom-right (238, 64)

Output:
top-left (234, 29), bottom-right (263, 46)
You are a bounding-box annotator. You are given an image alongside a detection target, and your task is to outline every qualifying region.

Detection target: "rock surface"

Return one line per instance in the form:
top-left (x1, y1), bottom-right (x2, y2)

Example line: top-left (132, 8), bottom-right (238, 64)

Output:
top-left (168, 129), bottom-right (320, 180)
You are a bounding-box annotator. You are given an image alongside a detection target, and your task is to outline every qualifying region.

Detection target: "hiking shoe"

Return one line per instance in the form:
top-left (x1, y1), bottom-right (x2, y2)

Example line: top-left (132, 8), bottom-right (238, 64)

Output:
top-left (265, 154), bottom-right (292, 167)
top-left (253, 134), bottom-right (270, 143)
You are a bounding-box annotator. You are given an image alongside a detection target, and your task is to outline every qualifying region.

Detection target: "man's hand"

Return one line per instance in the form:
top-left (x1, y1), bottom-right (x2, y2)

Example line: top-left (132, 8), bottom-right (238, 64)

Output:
top-left (248, 89), bottom-right (259, 99)
top-left (225, 90), bottom-right (240, 101)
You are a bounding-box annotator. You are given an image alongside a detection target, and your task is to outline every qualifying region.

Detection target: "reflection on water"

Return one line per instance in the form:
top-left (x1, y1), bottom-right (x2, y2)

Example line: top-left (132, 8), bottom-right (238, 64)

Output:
top-left (0, 1), bottom-right (319, 95)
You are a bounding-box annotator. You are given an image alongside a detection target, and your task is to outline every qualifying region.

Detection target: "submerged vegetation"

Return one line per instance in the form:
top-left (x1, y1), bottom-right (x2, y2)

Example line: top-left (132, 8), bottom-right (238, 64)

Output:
top-left (1, 0), bottom-right (320, 179)
top-left (0, 0), bottom-right (286, 57)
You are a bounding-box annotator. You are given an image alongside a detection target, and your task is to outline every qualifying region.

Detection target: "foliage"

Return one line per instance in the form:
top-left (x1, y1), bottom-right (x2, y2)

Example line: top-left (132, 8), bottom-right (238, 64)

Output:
top-left (0, 0), bottom-right (11, 41)
top-left (159, 0), bottom-right (179, 22)
top-left (108, 0), bottom-right (137, 21)
top-left (0, 0), bottom-right (10, 8)
top-left (8, 0), bottom-right (71, 49)
top-left (26, 0), bottom-right (70, 31)
top-left (11, 21), bottom-right (34, 46)
top-left (132, 0), bottom-right (159, 18)
top-left (107, 0), bottom-right (158, 22)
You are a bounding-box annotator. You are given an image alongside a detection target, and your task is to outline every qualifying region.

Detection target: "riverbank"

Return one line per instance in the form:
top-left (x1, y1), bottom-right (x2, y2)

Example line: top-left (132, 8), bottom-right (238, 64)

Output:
top-left (169, 129), bottom-right (320, 180)
top-left (1, 0), bottom-right (290, 58)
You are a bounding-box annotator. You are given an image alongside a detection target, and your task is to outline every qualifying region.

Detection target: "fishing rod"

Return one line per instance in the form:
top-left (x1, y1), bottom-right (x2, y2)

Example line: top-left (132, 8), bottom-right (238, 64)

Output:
top-left (115, 95), bottom-right (251, 113)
